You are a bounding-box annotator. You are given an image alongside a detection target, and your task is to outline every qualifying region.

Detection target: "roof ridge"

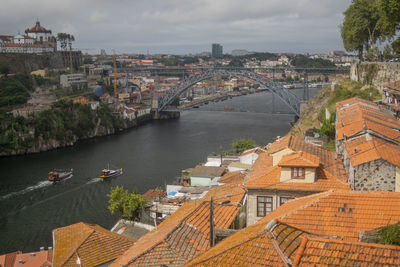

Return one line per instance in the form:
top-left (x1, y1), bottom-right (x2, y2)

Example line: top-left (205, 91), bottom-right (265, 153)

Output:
top-left (125, 201), bottom-right (207, 266)
top-left (188, 232), bottom-right (267, 266)
top-left (61, 223), bottom-right (95, 266)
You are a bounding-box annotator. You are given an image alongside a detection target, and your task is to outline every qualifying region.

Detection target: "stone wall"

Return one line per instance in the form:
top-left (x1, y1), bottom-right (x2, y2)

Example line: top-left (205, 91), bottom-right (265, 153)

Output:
top-left (351, 62), bottom-right (400, 91)
top-left (0, 51), bottom-right (82, 73)
top-left (353, 159), bottom-right (396, 191)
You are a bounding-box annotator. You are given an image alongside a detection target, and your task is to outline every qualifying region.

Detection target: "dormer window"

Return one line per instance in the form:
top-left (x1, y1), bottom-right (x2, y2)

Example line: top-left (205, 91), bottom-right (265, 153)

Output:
top-left (291, 167), bottom-right (305, 179)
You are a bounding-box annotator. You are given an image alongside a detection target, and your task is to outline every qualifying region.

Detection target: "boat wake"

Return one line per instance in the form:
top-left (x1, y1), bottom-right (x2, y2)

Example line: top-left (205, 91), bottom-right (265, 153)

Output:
top-left (86, 177), bottom-right (102, 184)
top-left (0, 180), bottom-right (53, 201)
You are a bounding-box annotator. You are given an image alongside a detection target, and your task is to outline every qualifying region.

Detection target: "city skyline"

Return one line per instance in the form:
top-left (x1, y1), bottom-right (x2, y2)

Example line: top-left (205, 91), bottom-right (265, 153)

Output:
top-left (1, 0), bottom-right (349, 54)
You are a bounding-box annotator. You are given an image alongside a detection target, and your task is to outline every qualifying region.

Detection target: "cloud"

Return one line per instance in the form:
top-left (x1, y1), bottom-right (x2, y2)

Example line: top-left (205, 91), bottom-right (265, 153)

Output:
top-left (0, 0), bottom-right (349, 54)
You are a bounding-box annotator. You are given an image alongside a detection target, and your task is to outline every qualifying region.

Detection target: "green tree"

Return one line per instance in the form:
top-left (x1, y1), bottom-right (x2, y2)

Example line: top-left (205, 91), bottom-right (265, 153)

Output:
top-left (341, 0), bottom-right (400, 60)
top-left (0, 62), bottom-right (10, 77)
top-left (107, 186), bottom-right (146, 221)
top-left (382, 44), bottom-right (393, 60)
top-left (57, 33), bottom-right (75, 51)
top-left (230, 138), bottom-right (256, 155)
top-left (341, 0), bottom-right (381, 60)
top-left (228, 58), bottom-right (244, 67)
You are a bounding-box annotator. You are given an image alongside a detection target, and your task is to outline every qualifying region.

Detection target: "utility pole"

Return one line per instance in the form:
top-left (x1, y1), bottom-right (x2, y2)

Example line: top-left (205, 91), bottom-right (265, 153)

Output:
top-left (209, 197), bottom-right (215, 247)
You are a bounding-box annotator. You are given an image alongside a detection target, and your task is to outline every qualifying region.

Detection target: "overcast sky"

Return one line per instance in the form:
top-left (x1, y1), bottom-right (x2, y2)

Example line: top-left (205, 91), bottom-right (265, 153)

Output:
top-left (0, 0), bottom-right (350, 55)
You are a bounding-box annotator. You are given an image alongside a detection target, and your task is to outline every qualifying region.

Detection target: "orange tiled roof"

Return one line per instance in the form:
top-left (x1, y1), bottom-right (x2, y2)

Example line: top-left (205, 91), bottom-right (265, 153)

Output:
top-left (268, 135), bottom-right (348, 183)
top-left (0, 250), bottom-right (53, 267)
top-left (249, 152), bottom-right (273, 178)
top-left (336, 98), bottom-right (400, 141)
top-left (344, 135), bottom-right (400, 166)
top-left (336, 97), bottom-right (379, 110)
top-left (244, 165), bottom-right (349, 191)
top-left (266, 135), bottom-right (292, 155)
top-left (142, 189), bottom-right (166, 202)
top-left (217, 171), bottom-right (245, 184)
top-left (240, 147), bottom-right (266, 157)
top-left (293, 236), bottom-right (400, 266)
top-left (278, 151), bottom-right (320, 168)
top-left (53, 222), bottom-right (135, 267)
top-left (112, 183), bottom-right (244, 267)
top-left (187, 190), bottom-right (400, 266)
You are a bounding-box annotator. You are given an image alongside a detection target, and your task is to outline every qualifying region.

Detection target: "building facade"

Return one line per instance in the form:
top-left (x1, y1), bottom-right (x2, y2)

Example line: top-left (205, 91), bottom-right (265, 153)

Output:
top-left (212, 43), bottom-right (223, 58)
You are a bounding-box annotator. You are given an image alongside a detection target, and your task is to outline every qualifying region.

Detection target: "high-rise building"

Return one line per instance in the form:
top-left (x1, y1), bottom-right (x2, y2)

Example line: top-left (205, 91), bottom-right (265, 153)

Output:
top-left (212, 43), bottom-right (223, 58)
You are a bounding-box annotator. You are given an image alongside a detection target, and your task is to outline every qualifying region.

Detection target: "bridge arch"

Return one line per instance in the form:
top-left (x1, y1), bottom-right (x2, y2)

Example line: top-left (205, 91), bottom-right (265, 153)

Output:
top-left (156, 68), bottom-right (301, 116)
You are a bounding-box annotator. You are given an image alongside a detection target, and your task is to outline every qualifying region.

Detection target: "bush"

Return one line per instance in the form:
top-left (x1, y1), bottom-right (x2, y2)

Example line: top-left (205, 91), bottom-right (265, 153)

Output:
top-left (108, 186), bottom-right (146, 221)
top-left (378, 221), bottom-right (400, 246)
top-left (225, 138), bottom-right (257, 155)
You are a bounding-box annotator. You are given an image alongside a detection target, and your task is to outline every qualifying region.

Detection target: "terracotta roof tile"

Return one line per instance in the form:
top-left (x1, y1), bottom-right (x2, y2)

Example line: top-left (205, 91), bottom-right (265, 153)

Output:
top-left (190, 165), bottom-right (225, 178)
top-left (294, 236), bottom-right (400, 266)
top-left (53, 222), bottom-right (135, 267)
top-left (112, 184), bottom-right (244, 267)
top-left (240, 147), bottom-right (266, 157)
top-left (336, 98), bottom-right (400, 142)
top-left (278, 151), bottom-right (320, 168)
top-left (344, 135), bottom-right (400, 166)
top-left (186, 191), bottom-right (400, 266)
top-left (266, 136), bottom-right (292, 155)
top-left (217, 171), bottom-right (246, 184)
top-left (244, 165), bottom-right (349, 191)
top-left (250, 135), bottom-right (348, 184)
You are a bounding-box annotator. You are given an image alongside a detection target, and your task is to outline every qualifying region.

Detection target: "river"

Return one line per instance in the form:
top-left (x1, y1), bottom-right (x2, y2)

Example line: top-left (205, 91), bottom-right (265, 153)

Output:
top-left (0, 88), bottom-right (319, 253)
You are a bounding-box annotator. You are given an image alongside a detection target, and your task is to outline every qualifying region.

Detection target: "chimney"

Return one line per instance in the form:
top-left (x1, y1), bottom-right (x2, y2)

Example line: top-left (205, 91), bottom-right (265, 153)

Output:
top-left (40, 247), bottom-right (44, 251)
top-left (18, 259), bottom-right (24, 265)
top-left (30, 253), bottom-right (35, 258)
top-left (48, 247), bottom-right (52, 250)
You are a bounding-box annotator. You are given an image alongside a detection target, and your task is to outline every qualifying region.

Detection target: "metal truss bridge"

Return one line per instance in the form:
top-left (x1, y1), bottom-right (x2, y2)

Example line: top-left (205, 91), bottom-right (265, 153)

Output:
top-left (120, 67), bottom-right (348, 116)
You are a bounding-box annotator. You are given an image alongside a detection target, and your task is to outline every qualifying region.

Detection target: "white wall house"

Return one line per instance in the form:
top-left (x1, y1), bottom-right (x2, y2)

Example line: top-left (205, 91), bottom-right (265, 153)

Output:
top-left (190, 165), bottom-right (226, 186)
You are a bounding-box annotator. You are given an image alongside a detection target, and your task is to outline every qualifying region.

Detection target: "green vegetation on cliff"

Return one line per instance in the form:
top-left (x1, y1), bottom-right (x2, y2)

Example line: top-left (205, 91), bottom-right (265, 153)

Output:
top-left (0, 100), bottom-right (127, 155)
top-left (224, 138), bottom-right (257, 155)
top-left (0, 73), bottom-right (33, 107)
top-left (290, 79), bottom-right (380, 150)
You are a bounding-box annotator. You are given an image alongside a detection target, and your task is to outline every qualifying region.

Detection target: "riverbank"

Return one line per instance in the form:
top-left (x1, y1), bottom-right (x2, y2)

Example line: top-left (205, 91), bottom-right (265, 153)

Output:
top-left (0, 101), bottom-right (180, 157)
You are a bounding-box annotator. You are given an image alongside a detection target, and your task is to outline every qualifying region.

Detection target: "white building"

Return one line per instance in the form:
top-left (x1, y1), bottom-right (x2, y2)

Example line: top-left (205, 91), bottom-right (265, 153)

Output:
top-left (25, 21), bottom-right (55, 44)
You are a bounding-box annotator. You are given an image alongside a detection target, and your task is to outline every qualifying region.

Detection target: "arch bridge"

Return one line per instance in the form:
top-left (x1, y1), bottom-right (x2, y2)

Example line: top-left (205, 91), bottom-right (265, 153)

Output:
top-left (154, 68), bottom-right (301, 116)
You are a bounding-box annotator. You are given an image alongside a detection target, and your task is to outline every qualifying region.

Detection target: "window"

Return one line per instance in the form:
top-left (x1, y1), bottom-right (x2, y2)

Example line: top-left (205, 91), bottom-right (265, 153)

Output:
top-left (257, 196), bottom-right (273, 217)
top-left (291, 167), bottom-right (305, 178)
top-left (280, 196), bottom-right (294, 206)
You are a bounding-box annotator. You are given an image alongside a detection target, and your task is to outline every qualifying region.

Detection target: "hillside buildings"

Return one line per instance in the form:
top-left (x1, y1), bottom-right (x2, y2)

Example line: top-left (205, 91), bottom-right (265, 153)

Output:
top-left (336, 97), bottom-right (400, 191)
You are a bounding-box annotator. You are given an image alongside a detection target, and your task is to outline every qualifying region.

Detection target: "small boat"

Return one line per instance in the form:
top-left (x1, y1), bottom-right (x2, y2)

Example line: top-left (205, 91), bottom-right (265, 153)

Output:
top-left (48, 169), bottom-right (73, 183)
top-left (224, 107), bottom-right (234, 111)
top-left (100, 165), bottom-right (123, 179)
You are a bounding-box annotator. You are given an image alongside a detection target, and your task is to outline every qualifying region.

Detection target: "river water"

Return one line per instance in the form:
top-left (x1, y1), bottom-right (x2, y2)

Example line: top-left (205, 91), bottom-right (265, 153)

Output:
top-left (0, 88), bottom-right (319, 253)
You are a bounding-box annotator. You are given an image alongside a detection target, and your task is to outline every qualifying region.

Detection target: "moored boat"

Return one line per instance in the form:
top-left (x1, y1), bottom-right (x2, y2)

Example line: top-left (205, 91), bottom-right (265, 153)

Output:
top-left (100, 167), bottom-right (123, 179)
top-left (48, 169), bottom-right (73, 183)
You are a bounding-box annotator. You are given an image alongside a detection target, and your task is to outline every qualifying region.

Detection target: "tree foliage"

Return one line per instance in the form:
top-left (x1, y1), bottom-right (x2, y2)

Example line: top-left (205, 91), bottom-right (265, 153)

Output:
top-left (57, 33), bottom-right (75, 51)
top-left (0, 62), bottom-right (10, 77)
top-left (224, 138), bottom-right (257, 155)
top-left (108, 186), bottom-right (146, 221)
top-left (291, 55), bottom-right (335, 68)
top-left (341, 0), bottom-right (400, 60)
